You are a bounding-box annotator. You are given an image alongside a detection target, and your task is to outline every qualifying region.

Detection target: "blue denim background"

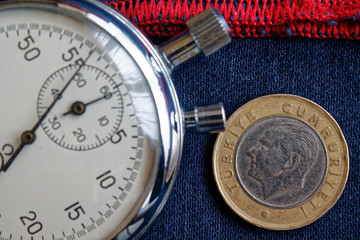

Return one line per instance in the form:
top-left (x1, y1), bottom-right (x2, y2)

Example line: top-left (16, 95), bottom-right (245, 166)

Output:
top-left (141, 37), bottom-right (360, 239)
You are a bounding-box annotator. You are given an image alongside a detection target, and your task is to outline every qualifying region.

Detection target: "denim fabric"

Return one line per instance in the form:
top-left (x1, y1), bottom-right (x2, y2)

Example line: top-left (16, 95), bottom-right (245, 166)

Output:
top-left (141, 37), bottom-right (360, 239)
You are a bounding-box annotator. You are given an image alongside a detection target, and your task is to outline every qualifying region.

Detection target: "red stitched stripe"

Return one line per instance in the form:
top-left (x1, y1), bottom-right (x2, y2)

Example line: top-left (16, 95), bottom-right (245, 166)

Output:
top-left (105, 0), bottom-right (360, 39)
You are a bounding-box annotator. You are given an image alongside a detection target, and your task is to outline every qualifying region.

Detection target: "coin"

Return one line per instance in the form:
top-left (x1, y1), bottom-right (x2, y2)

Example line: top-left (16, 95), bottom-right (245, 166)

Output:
top-left (213, 94), bottom-right (349, 230)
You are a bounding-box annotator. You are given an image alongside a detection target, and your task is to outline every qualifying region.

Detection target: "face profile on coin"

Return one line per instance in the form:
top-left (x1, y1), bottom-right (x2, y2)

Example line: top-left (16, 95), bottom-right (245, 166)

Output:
top-left (236, 116), bottom-right (327, 209)
top-left (247, 122), bottom-right (319, 194)
top-left (213, 94), bottom-right (349, 230)
top-left (247, 123), bottom-right (318, 187)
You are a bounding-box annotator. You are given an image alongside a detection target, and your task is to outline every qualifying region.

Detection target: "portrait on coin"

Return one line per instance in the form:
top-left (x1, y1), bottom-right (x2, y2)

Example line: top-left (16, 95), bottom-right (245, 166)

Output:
top-left (247, 123), bottom-right (319, 200)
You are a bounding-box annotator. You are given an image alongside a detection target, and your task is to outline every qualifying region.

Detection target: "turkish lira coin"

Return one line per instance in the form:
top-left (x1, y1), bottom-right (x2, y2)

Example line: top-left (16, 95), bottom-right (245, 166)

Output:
top-left (213, 94), bottom-right (349, 230)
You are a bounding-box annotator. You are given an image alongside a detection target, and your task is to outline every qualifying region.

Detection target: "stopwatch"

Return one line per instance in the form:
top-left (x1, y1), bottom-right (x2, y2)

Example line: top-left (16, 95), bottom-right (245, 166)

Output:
top-left (0, 0), bottom-right (230, 239)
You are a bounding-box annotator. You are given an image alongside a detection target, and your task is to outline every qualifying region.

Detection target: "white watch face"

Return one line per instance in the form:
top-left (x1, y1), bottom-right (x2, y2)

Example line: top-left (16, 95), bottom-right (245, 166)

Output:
top-left (0, 3), bottom-right (160, 239)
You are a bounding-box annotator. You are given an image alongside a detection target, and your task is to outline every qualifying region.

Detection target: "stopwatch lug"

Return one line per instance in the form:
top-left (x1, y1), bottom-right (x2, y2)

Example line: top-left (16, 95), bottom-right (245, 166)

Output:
top-left (184, 103), bottom-right (226, 133)
top-left (160, 8), bottom-right (231, 67)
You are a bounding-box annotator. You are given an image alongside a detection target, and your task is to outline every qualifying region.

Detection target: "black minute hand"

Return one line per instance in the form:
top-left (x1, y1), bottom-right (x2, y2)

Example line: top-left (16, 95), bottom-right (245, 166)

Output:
top-left (2, 49), bottom-right (95, 173)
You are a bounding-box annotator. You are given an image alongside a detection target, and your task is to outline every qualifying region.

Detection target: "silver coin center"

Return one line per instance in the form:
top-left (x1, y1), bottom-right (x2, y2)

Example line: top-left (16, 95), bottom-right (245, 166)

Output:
top-left (235, 116), bottom-right (328, 209)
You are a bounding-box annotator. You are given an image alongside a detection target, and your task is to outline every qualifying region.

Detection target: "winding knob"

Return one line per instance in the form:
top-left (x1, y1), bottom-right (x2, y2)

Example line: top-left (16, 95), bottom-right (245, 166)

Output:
top-left (186, 8), bottom-right (231, 56)
top-left (161, 8), bottom-right (231, 67)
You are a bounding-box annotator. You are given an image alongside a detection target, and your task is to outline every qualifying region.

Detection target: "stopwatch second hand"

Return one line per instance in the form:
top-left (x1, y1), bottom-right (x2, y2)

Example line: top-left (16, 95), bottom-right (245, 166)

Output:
top-left (62, 95), bottom-right (107, 116)
top-left (1, 49), bottom-right (95, 173)
top-left (62, 92), bottom-right (113, 116)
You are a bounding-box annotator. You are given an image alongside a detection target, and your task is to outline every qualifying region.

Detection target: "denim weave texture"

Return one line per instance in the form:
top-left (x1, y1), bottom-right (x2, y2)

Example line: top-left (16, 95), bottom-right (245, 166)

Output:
top-left (141, 37), bottom-right (360, 239)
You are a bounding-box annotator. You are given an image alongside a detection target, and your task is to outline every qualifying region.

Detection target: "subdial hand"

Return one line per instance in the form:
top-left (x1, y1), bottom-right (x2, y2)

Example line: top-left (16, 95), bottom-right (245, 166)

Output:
top-left (63, 92), bottom-right (113, 116)
top-left (1, 49), bottom-right (95, 173)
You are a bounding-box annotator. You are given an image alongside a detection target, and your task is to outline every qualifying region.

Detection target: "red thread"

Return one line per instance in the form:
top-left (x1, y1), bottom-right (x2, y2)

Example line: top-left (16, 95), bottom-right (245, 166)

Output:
top-left (106, 0), bottom-right (360, 39)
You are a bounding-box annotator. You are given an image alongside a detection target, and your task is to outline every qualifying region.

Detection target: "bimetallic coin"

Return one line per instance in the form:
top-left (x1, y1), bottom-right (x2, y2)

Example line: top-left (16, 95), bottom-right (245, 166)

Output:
top-left (213, 94), bottom-right (349, 230)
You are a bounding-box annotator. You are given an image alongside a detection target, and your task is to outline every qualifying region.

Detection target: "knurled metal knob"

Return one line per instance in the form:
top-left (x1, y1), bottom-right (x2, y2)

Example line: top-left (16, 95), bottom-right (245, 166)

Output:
top-left (186, 8), bottom-right (231, 56)
top-left (161, 8), bottom-right (231, 67)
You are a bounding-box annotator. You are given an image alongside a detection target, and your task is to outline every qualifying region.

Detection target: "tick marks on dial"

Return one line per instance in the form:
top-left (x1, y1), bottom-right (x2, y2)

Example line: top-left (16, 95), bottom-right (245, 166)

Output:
top-left (84, 40), bottom-right (94, 49)
top-left (18, 23), bottom-right (27, 30)
top-left (112, 201), bottom-right (121, 210)
top-left (29, 23), bottom-right (39, 30)
top-left (63, 29), bottom-right (73, 38)
top-left (59, 135), bottom-right (65, 145)
top-left (7, 24), bottom-right (15, 32)
top-left (104, 208), bottom-right (114, 219)
top-left (59, 71), bottom-right (64, 81)
top-left (125, 182), bottom-right (133, 192)
top-left (95, 135), bottom-right (102, 145)
top-left (96, 217), bottom-right (105, 226)
top-left (74, 34), bottom-right (84, 42)
top-left (134, 161), bottom-right (141, 171)
top-left (86, 224), bottom-right (96, 233)
top-left (95, 71), bottom-right (101, 80)
top-left (119, 192), bottom-right (127, 201)
top-left (136, 150), bottom-right (143, 159)
top-left (41, 24), bottom-right (51, 32)
top-left (130, 172), bottom-right (137, 181)
top-left (53, 26), bottom-right (62, 34)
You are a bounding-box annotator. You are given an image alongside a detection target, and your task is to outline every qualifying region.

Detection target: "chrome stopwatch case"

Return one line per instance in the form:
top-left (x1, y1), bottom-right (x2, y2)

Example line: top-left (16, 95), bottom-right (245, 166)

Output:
top-left (0, 1), bottom-right (230, 239)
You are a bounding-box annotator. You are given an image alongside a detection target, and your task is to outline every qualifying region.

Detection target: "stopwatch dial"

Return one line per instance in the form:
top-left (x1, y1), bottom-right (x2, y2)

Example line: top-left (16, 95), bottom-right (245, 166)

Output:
top-left (37, 65), bottom-right (123, 151)
top-left (0, 2), bottom-right (160, 240)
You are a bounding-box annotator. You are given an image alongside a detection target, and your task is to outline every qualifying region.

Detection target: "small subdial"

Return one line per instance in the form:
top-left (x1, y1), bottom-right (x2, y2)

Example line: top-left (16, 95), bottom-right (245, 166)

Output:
top-left (37, 64), bottom-right (123, 151)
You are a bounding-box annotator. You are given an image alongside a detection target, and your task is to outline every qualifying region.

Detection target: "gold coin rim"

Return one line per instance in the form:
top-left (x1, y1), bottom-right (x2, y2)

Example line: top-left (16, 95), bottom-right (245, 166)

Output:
top-left (213, 94), bottom-right (349, 230)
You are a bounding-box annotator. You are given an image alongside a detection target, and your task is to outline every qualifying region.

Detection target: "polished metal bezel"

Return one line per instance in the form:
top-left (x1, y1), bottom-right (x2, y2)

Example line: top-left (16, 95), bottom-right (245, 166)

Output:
top-left (0, 0), bottom-right (184, 239)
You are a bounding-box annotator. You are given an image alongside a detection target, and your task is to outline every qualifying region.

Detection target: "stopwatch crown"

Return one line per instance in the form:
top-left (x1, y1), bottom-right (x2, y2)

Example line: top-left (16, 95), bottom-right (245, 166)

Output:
top-left (186, 8), bottom-right (232, 57)
top-left (160, 8), bottom-right (231, 67)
